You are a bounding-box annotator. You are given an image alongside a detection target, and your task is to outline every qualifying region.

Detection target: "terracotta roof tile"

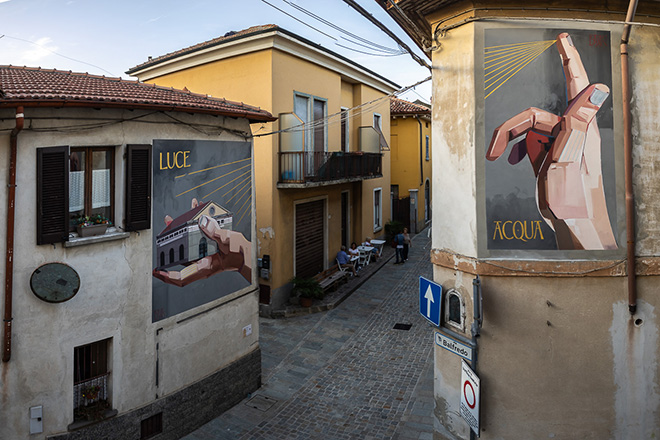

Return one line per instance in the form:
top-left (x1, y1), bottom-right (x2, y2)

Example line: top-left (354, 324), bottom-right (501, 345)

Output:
top-left (0, 65), bottom-right (275, 122)
top-left (390, 97), bottom-right (431, 115)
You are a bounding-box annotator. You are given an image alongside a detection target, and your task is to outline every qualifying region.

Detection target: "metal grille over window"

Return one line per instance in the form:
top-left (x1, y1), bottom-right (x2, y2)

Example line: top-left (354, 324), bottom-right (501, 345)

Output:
top-left (73, 339), bottom-right (111, 420)
top-left (449, 294), bottom-right (461, 324)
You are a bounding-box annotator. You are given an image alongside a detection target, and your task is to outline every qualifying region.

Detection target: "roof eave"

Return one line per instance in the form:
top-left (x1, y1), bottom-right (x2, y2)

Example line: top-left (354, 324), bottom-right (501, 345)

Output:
top-left (0, 100), bottom-right (277, 123)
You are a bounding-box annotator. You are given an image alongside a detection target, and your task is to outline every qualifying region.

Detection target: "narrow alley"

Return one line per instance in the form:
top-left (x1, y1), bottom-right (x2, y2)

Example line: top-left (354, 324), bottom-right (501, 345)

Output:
top-left (185, 232), bottom-right (434, 440)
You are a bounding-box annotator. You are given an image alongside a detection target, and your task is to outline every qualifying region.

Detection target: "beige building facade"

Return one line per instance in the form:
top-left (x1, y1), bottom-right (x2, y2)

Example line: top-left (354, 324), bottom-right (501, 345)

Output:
top-left (0, 66), bottom-right (273, 439)
top-left (379, 1), bottom-right (660, 439)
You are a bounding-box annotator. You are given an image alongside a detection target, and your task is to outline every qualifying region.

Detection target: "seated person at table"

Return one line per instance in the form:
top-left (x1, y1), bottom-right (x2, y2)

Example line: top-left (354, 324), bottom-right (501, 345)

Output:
top-left (349, 242), bottom-right (360, 257)
top-left (337, 245), bottom-right (358, 277)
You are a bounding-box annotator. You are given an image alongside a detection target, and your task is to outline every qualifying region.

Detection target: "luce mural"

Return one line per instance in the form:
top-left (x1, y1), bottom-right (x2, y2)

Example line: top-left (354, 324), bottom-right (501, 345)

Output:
top-left (484, 29), bottom-right (618, 251)
top-left (152, 140), bottom-right (253, 321)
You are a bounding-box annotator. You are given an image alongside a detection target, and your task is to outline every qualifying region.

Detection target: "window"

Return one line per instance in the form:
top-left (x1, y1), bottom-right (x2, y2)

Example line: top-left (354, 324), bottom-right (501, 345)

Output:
top-left (293, 92), bottom-right (327, 153)
top-left (444, 289), bottom-right (465, 332)
top-left (341, 107), bottom-right (349, 152)
top-left (69, 147), bottom-right (114, 231)
top-left (37, 144), bottom-right (152, 244)
top-left (74, 338), bottom-right (111, 421)
top-left (373, 113), bottom-right (382, 130)
top-left (425, 136), bottom-right (430, 161)
top-left (373, 188), bottom-right (382, 231)
top-left (141, 413), bottom-right (163, 439)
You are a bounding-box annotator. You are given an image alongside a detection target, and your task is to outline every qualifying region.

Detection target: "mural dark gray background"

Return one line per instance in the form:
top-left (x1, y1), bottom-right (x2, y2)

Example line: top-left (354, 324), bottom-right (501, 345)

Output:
top-left (484, 28), bottom-right (616, 250)
top-left (152, 139), bottom-right (252, 322)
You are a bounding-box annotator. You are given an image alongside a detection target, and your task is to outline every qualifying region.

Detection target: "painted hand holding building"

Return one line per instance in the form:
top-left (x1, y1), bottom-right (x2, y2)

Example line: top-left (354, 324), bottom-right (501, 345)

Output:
top-left (487, 33), bottom-right (617, 250)
top-left (153, 199), bottom-right (252, 286)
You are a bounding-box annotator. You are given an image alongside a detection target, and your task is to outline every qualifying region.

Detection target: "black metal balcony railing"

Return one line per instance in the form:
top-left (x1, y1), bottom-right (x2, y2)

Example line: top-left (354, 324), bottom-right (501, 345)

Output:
top-left (279, 151), bottom-right (382, 184)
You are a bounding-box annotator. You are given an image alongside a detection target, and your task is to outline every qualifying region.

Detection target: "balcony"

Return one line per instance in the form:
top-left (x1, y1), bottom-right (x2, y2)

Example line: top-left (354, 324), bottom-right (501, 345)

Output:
top-left (278, 113), bottom-right (385, 187)
top-left (279, 151), bottom-right (382, 186)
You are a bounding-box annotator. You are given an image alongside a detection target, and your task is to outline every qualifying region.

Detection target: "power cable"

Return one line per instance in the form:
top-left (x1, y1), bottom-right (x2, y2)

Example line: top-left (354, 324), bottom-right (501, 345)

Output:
top-left (251, 76), bottom-right (431, 138)
top-left (0, 34), bottom-right (118, 77)
top-left (282, 0), bottom-right (405, 55)
top-left (260, 0), bottom-right (337, 41)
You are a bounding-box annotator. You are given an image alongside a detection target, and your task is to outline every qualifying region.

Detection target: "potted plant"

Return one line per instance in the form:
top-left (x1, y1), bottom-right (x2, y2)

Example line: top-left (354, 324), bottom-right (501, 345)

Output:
top-left (291, 277), bottom-right (323, 307)
top-left (76, 214), bottom-right (111, 237)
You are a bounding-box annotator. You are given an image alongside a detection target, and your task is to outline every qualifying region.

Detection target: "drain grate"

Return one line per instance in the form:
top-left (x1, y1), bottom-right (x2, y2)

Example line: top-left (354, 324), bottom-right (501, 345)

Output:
top-left (393, 323), bottom-right (412, 331)
top-left (245, 395), bottom-right (277, 412)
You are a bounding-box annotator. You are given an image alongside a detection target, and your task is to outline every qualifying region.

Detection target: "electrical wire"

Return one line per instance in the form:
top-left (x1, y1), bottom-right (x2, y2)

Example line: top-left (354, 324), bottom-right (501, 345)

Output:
top-left (251, 75), bottom-right (431, 138)
top-left (260, 0), bottom-right (337, 41)
top-left (282, 0), bottom-right (405, 55)
top-left (0, 34), bottom-right (118, 77)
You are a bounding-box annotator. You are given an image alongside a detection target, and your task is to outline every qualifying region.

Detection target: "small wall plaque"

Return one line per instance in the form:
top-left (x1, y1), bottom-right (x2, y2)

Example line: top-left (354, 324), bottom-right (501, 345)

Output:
top-left (30, 263), bottom-right (80, 303)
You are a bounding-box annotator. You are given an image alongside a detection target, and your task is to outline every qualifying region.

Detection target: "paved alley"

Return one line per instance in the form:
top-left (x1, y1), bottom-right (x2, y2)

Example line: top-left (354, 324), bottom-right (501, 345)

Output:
top-left (184, 232), bottom-right (434, 440)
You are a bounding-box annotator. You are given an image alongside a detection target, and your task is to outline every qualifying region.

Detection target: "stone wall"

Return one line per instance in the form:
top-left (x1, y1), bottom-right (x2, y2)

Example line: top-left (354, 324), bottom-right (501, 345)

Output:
top-left (49, 348), bottom-right (261, 440)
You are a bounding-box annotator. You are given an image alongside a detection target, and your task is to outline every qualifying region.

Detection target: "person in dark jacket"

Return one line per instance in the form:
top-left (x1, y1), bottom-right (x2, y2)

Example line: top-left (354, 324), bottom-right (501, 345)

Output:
top-left (394, 232), bottom-right (405, 264)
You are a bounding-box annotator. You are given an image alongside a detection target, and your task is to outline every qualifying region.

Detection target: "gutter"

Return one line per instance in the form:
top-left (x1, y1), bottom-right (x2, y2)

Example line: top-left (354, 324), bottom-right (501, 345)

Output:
top-left (3, 106), bottom-right (23, 363)
top-left (621, 0), bottom-right (639, 315)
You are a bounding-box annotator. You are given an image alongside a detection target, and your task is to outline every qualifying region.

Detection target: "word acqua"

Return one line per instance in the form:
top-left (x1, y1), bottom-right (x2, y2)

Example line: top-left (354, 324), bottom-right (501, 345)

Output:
top-left (492, 220), bottom-right (545, 242)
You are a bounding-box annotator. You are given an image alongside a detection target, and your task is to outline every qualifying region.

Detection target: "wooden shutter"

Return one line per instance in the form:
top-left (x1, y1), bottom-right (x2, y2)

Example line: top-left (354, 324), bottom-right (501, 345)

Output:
top-left (37, 146), bottom-right (69, 245)
top-left (125, 144), bottom-right (152, 231)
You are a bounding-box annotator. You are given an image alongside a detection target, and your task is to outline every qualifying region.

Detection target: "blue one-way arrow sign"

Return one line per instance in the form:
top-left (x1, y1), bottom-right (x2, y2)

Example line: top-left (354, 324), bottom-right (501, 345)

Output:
top-left (419, 276), bottom-right (442, 326)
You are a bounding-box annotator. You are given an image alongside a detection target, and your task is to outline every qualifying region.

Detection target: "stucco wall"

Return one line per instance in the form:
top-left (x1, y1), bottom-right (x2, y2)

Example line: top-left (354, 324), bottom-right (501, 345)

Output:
top-left (0, 108), bottom-right (259, 439)
top-left (432, 23), bottom-right (478, 256)
top-left (429, 13), bottom-right (660, 440)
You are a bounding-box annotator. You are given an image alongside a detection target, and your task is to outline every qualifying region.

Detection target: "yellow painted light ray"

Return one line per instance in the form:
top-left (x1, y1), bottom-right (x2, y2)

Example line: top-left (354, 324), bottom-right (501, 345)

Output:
top-left (230, 182), bottom-right (252, 208)
top-left (485, 43), bottom-right (549, 70)
top-left (485, 46), bottom-right (547, 90)
top-left (176, 163), bottom-right (250, 198)
top-left (484, 40), bottom-right (555, 60)
top-left (175, 157), bottom-right (251, 179)
top-left (224, 178), bottom-right (252, 205)
top-left (485, 46), bottom-right (548, 82)
top-left (235, 195), bottom-right (253, 227)
top-left (221, 175), bottom-right (251, 199)
top-left (484, 39), bottom-right (556, 99)
top-left (201, 170), bottom-right (251, 199)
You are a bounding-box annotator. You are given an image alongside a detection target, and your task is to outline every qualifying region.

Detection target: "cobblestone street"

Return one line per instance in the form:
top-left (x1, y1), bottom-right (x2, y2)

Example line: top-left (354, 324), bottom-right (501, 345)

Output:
top-left (184, 232), bottom-right (434, 440)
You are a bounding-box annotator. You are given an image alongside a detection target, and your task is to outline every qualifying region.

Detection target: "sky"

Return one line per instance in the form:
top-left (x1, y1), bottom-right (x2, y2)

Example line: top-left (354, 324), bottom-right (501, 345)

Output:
top-left (0, 0), bottom-right (431, 104)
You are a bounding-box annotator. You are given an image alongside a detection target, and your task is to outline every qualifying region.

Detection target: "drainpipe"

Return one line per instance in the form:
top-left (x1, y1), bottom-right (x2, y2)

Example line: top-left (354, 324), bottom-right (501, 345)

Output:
top-left (621, 0), bottom-right (638, 315)
top-left (416, 117), bottom-right (423, 186)
top-left (470, 276), bottom-right (482, 440)
top-left (3, 106), bottom-right (23, 363)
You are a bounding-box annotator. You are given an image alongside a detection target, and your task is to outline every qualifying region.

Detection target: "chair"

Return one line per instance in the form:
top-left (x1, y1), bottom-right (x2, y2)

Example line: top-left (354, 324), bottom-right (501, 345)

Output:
top-left (336, 258), bottom-right (348, 274)
top-left (358, 250), bottom-right (370, 267)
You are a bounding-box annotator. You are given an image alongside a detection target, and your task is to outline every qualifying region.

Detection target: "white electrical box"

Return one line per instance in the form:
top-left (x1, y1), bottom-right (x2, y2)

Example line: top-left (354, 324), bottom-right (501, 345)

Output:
top-left (30, 405), bottom-right (43, 434)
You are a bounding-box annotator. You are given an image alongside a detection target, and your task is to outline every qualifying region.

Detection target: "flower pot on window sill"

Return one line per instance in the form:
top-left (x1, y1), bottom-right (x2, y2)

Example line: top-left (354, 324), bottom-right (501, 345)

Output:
top-left (77, 224), bottom-right (108, 238)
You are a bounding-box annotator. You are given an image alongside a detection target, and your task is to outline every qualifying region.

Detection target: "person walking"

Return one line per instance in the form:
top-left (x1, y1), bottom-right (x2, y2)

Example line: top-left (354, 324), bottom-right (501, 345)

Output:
top-left (402, 227), bottom-right (411, 261)
top-left (394, 231), bottom-right (405, 264)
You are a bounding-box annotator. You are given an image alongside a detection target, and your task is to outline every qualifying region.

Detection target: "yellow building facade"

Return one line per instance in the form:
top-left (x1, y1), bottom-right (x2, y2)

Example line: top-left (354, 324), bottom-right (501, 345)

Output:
top-left (128, 25), bottom-right (397, 313)
top-left (390, 98), bottom-right (432, 233)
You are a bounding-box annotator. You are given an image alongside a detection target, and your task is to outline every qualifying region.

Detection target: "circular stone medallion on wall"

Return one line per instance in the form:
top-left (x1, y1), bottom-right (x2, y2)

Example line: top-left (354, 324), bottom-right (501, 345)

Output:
top-left (30, 263), bottom-right (81, 303)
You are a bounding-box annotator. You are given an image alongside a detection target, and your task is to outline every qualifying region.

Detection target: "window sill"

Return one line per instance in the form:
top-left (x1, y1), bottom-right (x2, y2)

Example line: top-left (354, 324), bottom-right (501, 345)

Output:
top-left (64, 228), bottom-right (130, 248)
top-left (68, 409), bottom-right (118, 431)
top-left (373, 226), bottom-right (383, 233)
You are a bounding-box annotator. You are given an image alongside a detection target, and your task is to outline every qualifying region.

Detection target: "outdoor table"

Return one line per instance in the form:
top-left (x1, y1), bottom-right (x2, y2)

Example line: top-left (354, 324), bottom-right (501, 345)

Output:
top-left (370, 239), bottom-right (386, 257)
